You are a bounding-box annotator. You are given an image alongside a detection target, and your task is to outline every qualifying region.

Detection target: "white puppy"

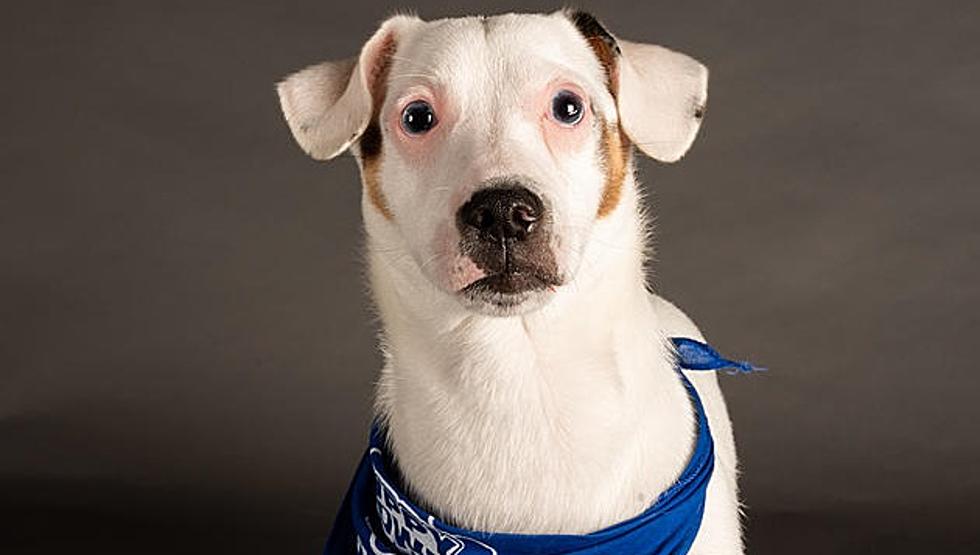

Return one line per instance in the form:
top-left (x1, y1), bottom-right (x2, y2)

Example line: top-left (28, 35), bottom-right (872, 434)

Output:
top-left (279, 10), bottom-right (742, 554)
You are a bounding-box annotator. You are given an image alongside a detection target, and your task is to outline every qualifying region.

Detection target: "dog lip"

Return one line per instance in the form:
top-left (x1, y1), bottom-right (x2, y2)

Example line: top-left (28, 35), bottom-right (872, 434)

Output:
top-left (461, 270), bottom-right (561, 297)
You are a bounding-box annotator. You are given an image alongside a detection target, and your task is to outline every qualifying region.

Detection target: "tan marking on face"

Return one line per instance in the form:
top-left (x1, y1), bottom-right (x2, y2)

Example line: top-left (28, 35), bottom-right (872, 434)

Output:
top-left (360, 122), bottom-right (393, 220)
top-left (359, 32), bottom-right (398, 220)
top-left (575, 19), bottom-right (628, 219)
top-left (596, 124), bottom-right (629, 219)
top-left (585, 36), bottom-right (620, 99)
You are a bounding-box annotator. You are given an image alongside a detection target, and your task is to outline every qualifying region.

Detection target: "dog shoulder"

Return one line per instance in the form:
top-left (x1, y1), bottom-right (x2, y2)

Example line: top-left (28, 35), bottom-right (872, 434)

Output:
top-left (649, 291), bottom-right (743, 552)
top-left (648, 293), bottom-right (705, 341)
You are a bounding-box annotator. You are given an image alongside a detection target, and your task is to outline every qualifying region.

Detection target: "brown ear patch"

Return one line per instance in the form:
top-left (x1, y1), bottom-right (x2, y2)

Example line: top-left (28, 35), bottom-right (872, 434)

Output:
top-left (597, 124), bottom-right (629, 219)
top-left (359, 31), bottom-right (398, 220)
top-left (568, 10), bottom-right (621, 98)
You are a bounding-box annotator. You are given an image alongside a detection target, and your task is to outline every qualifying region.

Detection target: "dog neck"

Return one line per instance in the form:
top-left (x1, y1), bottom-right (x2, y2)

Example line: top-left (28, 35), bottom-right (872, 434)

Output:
top-left (365, 174), bottom-right (696, 535)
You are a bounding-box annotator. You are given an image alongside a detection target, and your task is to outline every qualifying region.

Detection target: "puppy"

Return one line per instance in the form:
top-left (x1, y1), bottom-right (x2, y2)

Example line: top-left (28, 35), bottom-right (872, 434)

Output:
top-left (278, 10), bottom-right (743, 554)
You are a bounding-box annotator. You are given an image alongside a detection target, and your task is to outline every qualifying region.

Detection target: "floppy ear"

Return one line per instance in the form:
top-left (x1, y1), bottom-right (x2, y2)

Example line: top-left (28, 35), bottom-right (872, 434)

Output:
top-left (276, 16), bottom-right (416, 160)
top-left (617, 40), bottom-right (708, 163)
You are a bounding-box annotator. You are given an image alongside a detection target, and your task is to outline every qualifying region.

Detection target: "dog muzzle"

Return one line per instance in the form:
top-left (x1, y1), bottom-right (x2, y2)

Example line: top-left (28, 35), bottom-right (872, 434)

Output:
top-left (324, 338), bottom-right (761, 555)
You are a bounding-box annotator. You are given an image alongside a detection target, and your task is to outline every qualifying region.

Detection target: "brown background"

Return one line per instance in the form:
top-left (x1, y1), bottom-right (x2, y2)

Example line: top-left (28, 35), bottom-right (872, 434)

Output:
top-left (3, 1), bottom-right (979, 553)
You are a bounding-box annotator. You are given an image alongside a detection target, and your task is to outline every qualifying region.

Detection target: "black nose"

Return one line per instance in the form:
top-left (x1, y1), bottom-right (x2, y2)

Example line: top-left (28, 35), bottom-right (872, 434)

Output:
top-left (458, 186), bottom-right (545, 242)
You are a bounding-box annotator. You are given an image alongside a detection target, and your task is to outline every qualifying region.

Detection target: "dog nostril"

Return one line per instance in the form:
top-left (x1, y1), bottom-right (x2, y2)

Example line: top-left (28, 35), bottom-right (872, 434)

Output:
top-left (469, 207), bottom-right (495, 232)
top-left (512, 204), bottom-right (538, 233)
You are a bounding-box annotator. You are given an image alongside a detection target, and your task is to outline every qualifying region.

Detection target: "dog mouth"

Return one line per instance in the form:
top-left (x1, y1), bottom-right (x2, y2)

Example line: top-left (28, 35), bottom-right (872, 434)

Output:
top-left (461, 269), bottom-right (562, 305)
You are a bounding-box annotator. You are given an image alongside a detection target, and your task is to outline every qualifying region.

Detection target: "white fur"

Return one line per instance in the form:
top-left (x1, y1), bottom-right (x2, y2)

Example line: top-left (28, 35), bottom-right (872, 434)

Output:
top-left (618, 40), bottom-right (708, 162)
top-left (279, 11), bottom-right (741, 553)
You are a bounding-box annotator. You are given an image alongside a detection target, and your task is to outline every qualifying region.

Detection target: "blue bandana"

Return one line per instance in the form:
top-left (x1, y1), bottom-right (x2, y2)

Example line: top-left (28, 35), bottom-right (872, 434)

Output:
top-left (325, 337), bottom-right (759, 555)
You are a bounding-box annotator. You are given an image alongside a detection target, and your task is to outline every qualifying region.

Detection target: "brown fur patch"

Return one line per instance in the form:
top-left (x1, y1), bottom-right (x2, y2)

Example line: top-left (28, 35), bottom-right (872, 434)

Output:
top-left (568, 11), bottom-right (630, 218)
top-left (568, 11), bottom-right (621, 99)
top-left (596, 124), bottom-right (629, 219)
top-left (359, 31), bottom-right (398, 220)
top-left (360, 121), bottom-right (392, 220)
top-left (586, 36), bottom-right (620, 99)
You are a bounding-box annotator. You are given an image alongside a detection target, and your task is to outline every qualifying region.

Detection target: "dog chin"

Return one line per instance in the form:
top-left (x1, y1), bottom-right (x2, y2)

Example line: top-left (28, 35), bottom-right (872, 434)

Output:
top-left (457, 273), bottom-right (560, 316)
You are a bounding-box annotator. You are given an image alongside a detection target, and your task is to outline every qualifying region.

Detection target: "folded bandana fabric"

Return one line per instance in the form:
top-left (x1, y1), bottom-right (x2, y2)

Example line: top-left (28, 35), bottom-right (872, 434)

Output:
top-left (324, 337), bottom-right (759, 555)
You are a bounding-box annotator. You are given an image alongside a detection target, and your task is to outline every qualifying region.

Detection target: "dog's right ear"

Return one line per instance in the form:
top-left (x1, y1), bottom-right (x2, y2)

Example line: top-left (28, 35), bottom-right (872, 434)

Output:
top-left (276, 16), bottom-right (417, 160)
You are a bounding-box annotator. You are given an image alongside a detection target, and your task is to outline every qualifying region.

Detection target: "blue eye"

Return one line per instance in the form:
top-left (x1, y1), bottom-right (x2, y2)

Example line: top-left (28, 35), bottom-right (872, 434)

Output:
top-left (401, 100), bottom-right (437, 134)
top-left (551, 90), bottom-right (585, 125)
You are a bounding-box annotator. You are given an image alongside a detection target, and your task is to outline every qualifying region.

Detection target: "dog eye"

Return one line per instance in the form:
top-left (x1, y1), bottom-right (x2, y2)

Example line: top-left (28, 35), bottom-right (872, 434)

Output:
top-left (401, 100), bottom-right (437, 135)
top-left (551, 90), bottom-right (585, 126)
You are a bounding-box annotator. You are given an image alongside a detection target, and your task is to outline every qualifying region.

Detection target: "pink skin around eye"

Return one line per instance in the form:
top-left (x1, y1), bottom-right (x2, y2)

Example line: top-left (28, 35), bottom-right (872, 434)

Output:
top-left (531, 82), bottom-right (593, 158)
top-left (387, 87), bottom-right (454, 160)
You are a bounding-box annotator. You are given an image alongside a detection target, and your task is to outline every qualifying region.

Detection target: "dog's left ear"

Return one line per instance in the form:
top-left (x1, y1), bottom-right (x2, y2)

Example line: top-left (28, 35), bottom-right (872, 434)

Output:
top-left (567, 11), bottom-right (708, 163)
top-left (618, 41), bottom-right (708, 163)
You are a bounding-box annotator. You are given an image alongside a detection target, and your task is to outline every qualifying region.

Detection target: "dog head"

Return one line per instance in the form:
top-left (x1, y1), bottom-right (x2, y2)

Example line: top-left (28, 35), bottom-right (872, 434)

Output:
top-left (278, 11), bottom-right (707, 316)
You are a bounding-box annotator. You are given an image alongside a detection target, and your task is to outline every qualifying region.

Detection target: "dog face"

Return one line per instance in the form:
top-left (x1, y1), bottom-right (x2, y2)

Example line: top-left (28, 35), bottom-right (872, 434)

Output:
top-left (278, 11), bottom-right (707, 315)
